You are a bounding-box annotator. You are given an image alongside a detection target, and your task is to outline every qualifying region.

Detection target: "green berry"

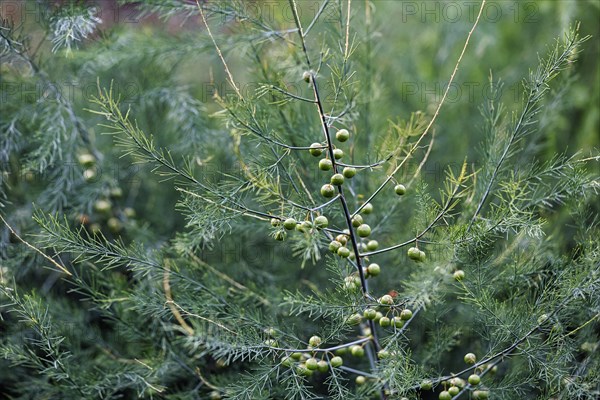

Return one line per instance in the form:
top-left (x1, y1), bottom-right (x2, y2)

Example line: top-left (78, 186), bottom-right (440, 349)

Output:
top-left (329, 240), bottom-right (342, 253)
top-left (361, 203), bottom-right (373, 214)
top-left (107, 218), bottom-right (122, 233)
top-left (314, 215), bottom-right (328, 228)
top-left (335, 234), bottom-right (348, 245)
top-left (420, 380), bottom-right (433, 390)
top-left (331, 173), bottom-right (345, 186)
top-left (366, 240), bottom-right (379, 251)
top-left (394, 184), bottom-right (406, 195)
top-left (330, 356), bottom-right (343, 367)
top-left (308, 335), bottom-right (322, 348)
top-left (453, 270), bottom-right (465, 281)
top-left (450, 378), bottom-right (465, 388)
top-left (295, 221), bottom-right (309, 233)
top-left (296, 364), bottom-right (313, 376)
top-left (309, 143), bottom-right (323, 157)
top-left (439, 391), bottom-right (451, 400)
top-left (321, 184), bottom-right (336, 198)
top-left (379, 316), bottom-right (391, 327)
top-left (209, 391), bottom-right (222, 400)
top-left (317, 360), bottom-right (329, 372)
top-left (270, 218), bottom-right (280, 227)
top-left (123, 207), bottom-right (136, 218)
top-left (94, 199), bottom-right (111, 213)
top-left (343, 167), bottom-right (356, 178)
top-left (78, 153), bottom-right (96, 167)
top-left (407, 247), bottom-right (420, 260)
top-left (303, 71), bottom-right (312, 83)
top-left (400, 309), bottom-right (413, 321)
top-left (448, 386), bottom-right (460, 396)
top-left (291, 352), bottom-right (303, 361)
top-left (319, 158), bottom-right (333, 171)
top-left (473, 390), bottom-right (489, 399)
top-left (378, 349), bottom-right (390, 359)
top-left (333, 148), bottom-right (343, 160)
top-left (281, 356), bottom-right (294, 368)
top-left (364, 308), bottom-right (377, 320)
top-left (346, 313), bottom-right (362, 325)
top-left (110, 187), bottom-right (123, 198)
top-left (393, 316), bottom-right (404, 328)
top-left (357, 224), bottom-right (371, 237)
top-left (305, 358), bottom-right (318, 370)
top-left (350, 345), bottom-right (365, 357)
top-left (336, 129), bottom-right (350, 142)
top-left (468, 374), bottom-right (481, 385)
top-left (264, 339), bottom-right (278, 347)
top-left (464, 353), bottom-right (477, 365)
top-left (418, 250), bottom-right (426, 262)
top-left (283, 218), bottom-right (297, 230)
top-left (374, 312), bottom-right (383, 322)
top-left (337, 247), bottom-right (350, 258)
top-left (352, 214), bottom-right (363, 227)
top-left (379, 294), bottom-right (394, 305)
top-left (367, 263), bottom-right (380, 276)
top-left (334, 347), bottom-right (347, 355)
top-left (355, 375), bottom-right (366, 385)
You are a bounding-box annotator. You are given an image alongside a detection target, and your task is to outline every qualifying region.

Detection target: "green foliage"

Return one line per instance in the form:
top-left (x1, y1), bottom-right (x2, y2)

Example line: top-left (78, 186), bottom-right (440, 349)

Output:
top-left (1, 1), bottom-right (599, 399)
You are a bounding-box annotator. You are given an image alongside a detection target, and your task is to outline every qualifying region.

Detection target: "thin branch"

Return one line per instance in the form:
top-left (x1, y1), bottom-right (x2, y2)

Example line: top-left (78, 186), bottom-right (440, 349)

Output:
top-left (0, 214), bottom-right (72, 276)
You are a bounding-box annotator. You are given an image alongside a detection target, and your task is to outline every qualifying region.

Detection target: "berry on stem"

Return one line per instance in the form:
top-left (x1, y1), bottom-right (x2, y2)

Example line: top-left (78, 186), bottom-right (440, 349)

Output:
top-left (464, 352), bottom-right (477, 364)
top-left (439, 391), bottom-right (451, 400)
top-left (319, 158), bottom-right (333, 171)
top-left (305, 358), bottom-right (318, 370)
top-left (302, 71), bottom-right (312, 82)
top-left (379, 316), bottom-right (391, 327)
top-left (317, 360), bottom-right (329, 372)
top-left (283, 218), bottom-right (297, 230)
top-left (394, 184), bottom-right (406, 195)
top-left (336, 129), bottom-right (350, 142)
top-left (308, 335), bottom-right (322, 348)
top-left (400, 309), bottom-right (413, 321)
top-left (453, 269), bottom-right (465, 281)
top-left (321, 184), bottom-right (336, 198)
top-left (362, 308), bottom-right (377, 321)
top-left (357, 224), bottom-right (371, 237)
top-left (329, 241), bottom-right (342, 253)
top-left (379, 294), bottom-right (394, 305)
top-left (330, 356), bottom-right (343, 367)
top-left (330, 173), bottom-right (345, 186)
top-left (367, 263), bottom-right (380, 276)
top-left (468, 374), bottom-right (481, 385)
top-left (366, 240), bottom-right (379, 251)
top-left (361, 203), bottom-right (373, 214)
top-left (448, 386), bottom-right (460, 396)
top-left (309, 143), bottom-right (323, 157)
top-left (407, 247), bottom-right (420, 260)
top-left (352, 215), bottom-right (363, 227)
top-left (350, 345), bottom-right (365, 357)
top-left (420, 380), bottom-right (433, 390)
top-left (335, 234), bottom-right (348, 245)
top-left (337, 247), bottom-right (350, 258)
top-left (355, 375), bottom-right (366, 385)
top-left (333, 148), bottom-right (344, 160)
top-left (314, 215), bottom-right (328, 228)
top-left (343, 167), bottom-right (356, 178)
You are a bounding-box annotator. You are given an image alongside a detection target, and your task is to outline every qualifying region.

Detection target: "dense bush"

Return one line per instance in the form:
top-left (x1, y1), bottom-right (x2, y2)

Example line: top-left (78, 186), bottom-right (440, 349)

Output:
top-left (1, 1), bottom-right (599, 399)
